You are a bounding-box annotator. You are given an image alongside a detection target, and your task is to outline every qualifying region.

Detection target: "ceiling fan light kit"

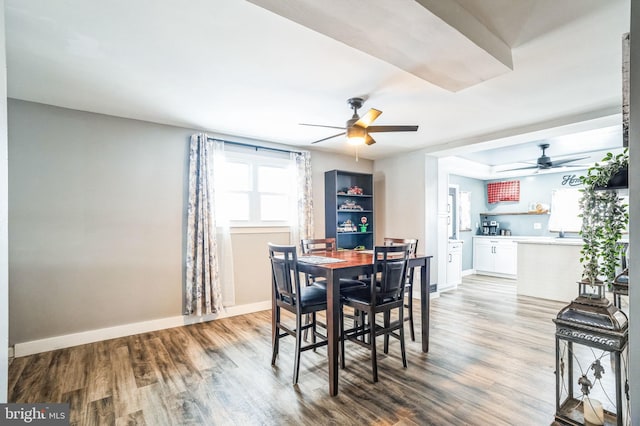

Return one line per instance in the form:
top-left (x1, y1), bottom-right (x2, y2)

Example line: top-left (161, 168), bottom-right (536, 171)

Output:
top-left (346, 125), bottom-right (366, 145)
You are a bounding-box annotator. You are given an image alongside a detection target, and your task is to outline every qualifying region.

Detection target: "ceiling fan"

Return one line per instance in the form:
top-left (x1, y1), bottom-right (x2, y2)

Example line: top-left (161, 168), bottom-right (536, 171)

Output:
top-left (501, 143), bottom-right (589, 172)
top-left (300, 97), bottom-right (419, 145)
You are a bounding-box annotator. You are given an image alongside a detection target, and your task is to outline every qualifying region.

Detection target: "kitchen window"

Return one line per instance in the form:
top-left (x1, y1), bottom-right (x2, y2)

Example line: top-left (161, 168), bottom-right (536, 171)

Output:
top-left (548, 188), bottom-right (582, 233)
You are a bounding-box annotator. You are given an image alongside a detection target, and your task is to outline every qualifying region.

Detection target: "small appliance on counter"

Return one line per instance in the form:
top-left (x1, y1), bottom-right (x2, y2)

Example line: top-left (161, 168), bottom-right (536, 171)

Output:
top-left (482, 221), bottom-right (490, 235)
top-left (488, 221), bottom-right (499, 235)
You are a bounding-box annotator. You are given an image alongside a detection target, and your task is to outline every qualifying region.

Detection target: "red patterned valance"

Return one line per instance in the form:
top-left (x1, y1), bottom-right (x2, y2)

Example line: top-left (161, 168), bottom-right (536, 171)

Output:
top-left (487, 180), bottom-right (520, 204)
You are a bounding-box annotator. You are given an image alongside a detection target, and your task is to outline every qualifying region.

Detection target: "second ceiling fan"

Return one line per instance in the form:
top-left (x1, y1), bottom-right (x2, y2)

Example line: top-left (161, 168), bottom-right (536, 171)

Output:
top-left (501, 143), bottom-right (589, 172)
top-left (301, 97), bottom-right (419, 145)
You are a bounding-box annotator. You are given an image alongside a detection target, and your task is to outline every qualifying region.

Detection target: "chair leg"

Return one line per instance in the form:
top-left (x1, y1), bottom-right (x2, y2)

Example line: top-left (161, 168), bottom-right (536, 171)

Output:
top-left (407, 291), bottom-right (415, 341)
top-left (311, 312), bottom-right (317, 349)
top-left (271, 307), bottom-right (280, 365)
top-left (360, 311), bottom-right (368, 343)
top-left (383, 311), bottom-right (390, 354)
top-left (303, 313), bottom-right (311, 342)
top-left (340, 307), bottom-right (346, 369)
top-left (369, 311), bottom-right (378, 383)
top-left (293, 311), bottom-right (303, 385)
top-left (399, 306), bottom-right (407, 368)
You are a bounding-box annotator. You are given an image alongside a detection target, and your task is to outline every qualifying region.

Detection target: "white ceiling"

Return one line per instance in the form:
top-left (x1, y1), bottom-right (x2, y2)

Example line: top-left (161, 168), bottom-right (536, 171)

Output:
top-left (5, 0), bottom-right (630, 166)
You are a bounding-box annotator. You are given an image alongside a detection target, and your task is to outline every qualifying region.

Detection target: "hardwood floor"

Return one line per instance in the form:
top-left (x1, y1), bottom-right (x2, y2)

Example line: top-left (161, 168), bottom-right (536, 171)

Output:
top-left (9, 275), bottom-right (568, 425)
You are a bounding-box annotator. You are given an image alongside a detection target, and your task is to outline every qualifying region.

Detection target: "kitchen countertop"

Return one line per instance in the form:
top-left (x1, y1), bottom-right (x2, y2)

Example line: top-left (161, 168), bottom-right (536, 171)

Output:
top-left (473, 235), bottom-right (583, 245)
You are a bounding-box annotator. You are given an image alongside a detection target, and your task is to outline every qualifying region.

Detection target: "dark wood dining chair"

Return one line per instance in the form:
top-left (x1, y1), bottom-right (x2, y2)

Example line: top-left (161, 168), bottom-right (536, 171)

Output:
top-left (383, 237), bottom-right (419, 343)
top-left (300, 238), bottom-right (366, 290)
top-left (268, 243), bottom-right (328, 385)
top-left (340, 244), bottom-right (410, 382)
top-left (300, 238), bottom-right (366, 341)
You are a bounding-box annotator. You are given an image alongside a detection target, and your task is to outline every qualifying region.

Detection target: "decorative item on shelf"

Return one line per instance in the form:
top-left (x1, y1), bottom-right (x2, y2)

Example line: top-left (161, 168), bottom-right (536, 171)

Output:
top-left (553, 149), bottom-right (630, 425)
top-left (337, 219), bottom-right (357, 233)
top-left (338, 199), bottom-right (363, 211)
top-left (359, 216), bottom-right (368, 232)
top-left (346, 185), bottom-right (364, 195)
top-left (528, 202), bottom-right (549, 213)
top-left (591, 151), bottom-right (629, 191)
top-left (536, 203), bottom-right (549, 213)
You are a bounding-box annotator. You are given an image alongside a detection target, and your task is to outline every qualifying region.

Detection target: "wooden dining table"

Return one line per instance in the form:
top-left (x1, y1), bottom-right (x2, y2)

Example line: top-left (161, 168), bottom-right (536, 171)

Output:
top-left (293, 249), bottom-right (433, 396)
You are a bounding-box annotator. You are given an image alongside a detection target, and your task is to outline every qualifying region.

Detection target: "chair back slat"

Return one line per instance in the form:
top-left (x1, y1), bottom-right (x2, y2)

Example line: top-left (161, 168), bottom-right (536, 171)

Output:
top-left (383, 238), bottom-right (418, 255)
top-left (301, 238), bottom-right (337, 254)
top-left (384, 238), bottom-right (418, 282)
top-left (268, 243), bottom-right (301, 307)
top-left (373, 244), bottom-right (410, 301)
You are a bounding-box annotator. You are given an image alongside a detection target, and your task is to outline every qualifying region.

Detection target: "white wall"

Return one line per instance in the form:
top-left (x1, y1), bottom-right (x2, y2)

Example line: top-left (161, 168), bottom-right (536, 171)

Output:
top-left (628, 1), bottom-right (639, 422)
top-left (0, 0), bottom-right (9, 403)
top-left (373, 151), bottom-right (438, 286)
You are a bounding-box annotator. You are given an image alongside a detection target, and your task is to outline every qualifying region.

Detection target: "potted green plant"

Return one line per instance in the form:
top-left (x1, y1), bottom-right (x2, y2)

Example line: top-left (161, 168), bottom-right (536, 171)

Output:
top-left (578, 148), bottom-right (629, 288)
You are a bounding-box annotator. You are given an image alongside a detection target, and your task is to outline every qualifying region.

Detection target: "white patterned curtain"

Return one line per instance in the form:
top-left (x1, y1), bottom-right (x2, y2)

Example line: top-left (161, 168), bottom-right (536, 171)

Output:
top-left (185, 134), bottom-right (235, 316)
top-left (290, 151), bottom-right (313, 246)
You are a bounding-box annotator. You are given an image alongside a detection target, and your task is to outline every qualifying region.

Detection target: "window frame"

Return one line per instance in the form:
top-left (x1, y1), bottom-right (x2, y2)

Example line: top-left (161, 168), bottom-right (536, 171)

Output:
top-left (219, 149), bottom-right (296, 228)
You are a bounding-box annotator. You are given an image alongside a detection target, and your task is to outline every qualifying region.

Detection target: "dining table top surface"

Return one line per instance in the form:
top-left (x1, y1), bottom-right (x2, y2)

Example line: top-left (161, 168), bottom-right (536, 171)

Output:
top-left (298, 249), bottom-right (431, 269)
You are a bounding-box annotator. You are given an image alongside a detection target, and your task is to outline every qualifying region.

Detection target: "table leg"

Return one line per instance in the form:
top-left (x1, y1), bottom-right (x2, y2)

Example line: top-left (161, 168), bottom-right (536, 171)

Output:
top-left (326, 269), bottom-right (339, 396)
top-left (420, 258), bottom-right (431, 352)
top-left (327, 270), bottom-right (340, 396)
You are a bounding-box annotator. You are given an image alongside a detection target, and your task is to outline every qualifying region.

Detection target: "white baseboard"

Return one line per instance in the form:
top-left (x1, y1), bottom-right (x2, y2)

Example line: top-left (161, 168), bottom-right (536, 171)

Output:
top-left (13, 300), bottom-right (272, 357)
top-left (8, 346), bottom-right (14, 359)
top-left (462, 269), bottom-right (475, 277)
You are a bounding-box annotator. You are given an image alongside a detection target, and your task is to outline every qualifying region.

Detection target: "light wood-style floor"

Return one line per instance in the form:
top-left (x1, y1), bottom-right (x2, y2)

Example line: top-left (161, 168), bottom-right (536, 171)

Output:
top-left (9, 275), bottom-right (569, 425)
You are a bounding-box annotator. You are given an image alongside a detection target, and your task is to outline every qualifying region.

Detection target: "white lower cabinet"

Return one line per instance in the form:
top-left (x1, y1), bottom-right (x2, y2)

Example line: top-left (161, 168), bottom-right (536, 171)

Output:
top-left (445, 240), bottom-right (463, 290)
top-left (473, 237), bottom-right (517, 277)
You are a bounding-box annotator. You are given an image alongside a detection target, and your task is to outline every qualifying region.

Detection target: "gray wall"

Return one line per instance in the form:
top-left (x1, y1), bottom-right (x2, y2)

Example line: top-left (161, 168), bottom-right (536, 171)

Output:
top-left (449, 170), bottom-right (587, 270)
top-left (9, 100), bottom-right (189, 344)
top-left (7, 99), bottom-right (373, 346)
top-left (0, 0), bottom-right (9, 403)
top-left (483, 170), bottom-right (587, 237)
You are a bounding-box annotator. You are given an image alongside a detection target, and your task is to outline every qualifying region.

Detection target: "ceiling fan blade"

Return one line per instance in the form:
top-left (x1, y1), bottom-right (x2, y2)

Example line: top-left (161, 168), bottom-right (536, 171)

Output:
top-left (355, 108), bottom-right (382, 128)
top-left (364, 134), bottom-right (376, 145)
top-left (310, 132), bottom-right (345, 144)
top-left (366, 125), bottom-right (419, 133)
top-left (558, 163), bottom-right (590, 168)
top-left (551, 156), bottom-right (590, 167)
top-left (498, 164), bottom-right (540, 172)
top-left (300, 123), bottom-right (346, 130)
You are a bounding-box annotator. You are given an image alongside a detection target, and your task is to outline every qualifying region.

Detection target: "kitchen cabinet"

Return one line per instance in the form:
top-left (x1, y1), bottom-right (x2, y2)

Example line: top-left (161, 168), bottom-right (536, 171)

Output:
top-left (443, 240), bottom-right (463, 291)
top-left (473, 237), bottom-right (517, 277)
top-left (325, 170), bottom-right (374, 250)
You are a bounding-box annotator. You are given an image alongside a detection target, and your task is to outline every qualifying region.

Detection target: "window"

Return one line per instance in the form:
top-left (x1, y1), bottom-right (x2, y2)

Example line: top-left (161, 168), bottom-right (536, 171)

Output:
top-left (219, 149), bottom-right (296, 227)
top-left (548, 188), bottom-right (582, 232)
top-left (459, 191), bottom-right (472, 231)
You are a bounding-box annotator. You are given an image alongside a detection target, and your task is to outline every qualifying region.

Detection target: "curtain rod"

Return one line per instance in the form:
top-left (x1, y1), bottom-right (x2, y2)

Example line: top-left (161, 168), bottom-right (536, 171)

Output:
top-left (206, 137), bottom-right (303, 155)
